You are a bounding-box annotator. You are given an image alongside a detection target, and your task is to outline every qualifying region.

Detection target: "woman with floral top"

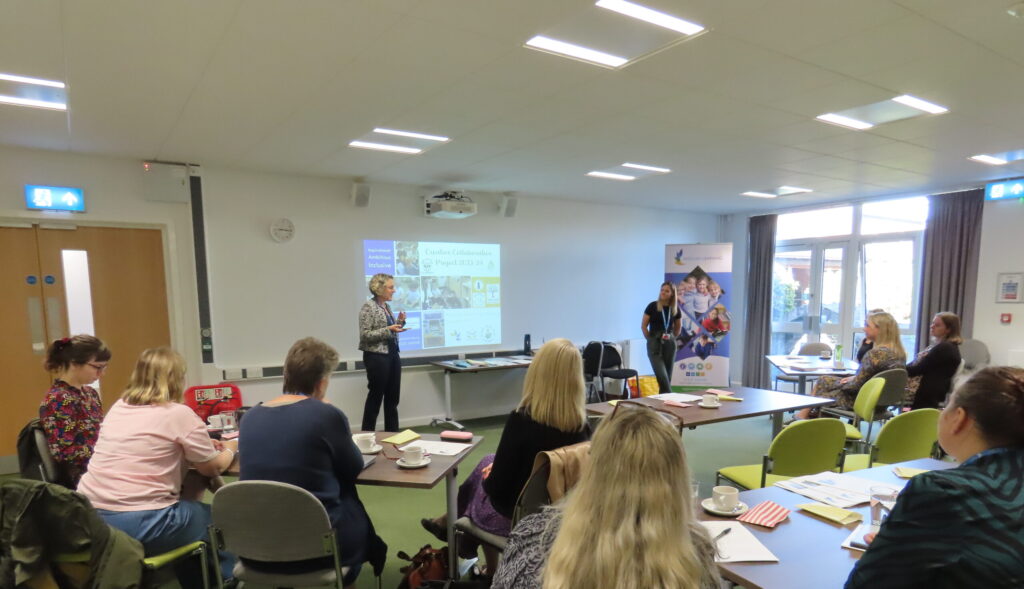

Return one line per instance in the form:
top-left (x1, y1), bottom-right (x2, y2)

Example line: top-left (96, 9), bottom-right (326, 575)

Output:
top-left (39, 335), bottom-right (111, 486)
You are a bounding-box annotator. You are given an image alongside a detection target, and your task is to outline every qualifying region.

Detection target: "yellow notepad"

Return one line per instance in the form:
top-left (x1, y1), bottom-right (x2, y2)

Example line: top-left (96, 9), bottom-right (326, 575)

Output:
top-left (717, 395), bottom-right (743, 402)
top-left (893, 466), bottom-right (930, 479)
top-left (382, 429), bottom-right (420, 445)
top-left (607, 400), bottom-right (620, 406)
top-left (797, 503), bottom-right (862, 525)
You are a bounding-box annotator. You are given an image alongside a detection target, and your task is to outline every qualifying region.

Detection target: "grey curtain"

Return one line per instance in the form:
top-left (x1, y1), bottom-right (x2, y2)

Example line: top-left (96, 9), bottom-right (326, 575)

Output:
top-left (915, 188), bottom-right (984, 350)
top-left (742, 214), bottom-right (777, 388)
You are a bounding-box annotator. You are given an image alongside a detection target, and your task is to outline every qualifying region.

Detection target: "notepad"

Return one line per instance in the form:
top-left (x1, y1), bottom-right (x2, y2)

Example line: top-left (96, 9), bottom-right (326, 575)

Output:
top-left (797, 502), bottom-right (862, 525)
top-left (893, 466), bottom-right (929, 479)
top-left (381, 429), bottom-right (420, 445)
top-left (701, 521), bottom-right (779, 563)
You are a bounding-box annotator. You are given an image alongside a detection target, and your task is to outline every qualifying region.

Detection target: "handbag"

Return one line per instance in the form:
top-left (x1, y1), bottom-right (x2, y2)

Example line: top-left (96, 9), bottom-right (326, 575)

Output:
top-left (397, 544), bottom-right (449, 589)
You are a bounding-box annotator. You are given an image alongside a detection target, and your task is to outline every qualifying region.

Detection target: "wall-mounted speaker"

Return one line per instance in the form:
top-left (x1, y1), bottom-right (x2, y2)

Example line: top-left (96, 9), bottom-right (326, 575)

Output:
top-left (351, 182), bottom-right (370, 207)
top-left (499, 194), bottom-right (518, 218)
top-left (142, 161), bottom-right (190, 203)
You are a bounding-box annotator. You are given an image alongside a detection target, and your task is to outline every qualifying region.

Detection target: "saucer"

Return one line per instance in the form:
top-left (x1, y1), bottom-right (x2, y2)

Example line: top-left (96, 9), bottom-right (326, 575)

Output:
top-left (360, 444), bottom-right (382, 455)
top-left (397, 456), bottom-right (431, 469)
top-left (698, 402), bottom-right (721, 409)
top-left (701, 498), bottom-right (749, 517)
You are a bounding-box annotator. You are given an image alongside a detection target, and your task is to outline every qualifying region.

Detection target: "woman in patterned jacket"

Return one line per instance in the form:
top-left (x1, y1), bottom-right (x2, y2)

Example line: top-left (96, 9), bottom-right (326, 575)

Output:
top-left (39, 335), bottom-right (111, 486)
top-left (846, 366), bottom-right (1024, 588)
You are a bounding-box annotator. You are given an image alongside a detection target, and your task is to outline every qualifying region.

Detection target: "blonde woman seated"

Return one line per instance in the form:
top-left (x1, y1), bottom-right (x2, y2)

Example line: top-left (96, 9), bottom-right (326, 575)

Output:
top-left (78, 348), bottom-right (237, 585)
top-left (421, 339), bottom-right (591, 577)
top-left (492, 405), bottom-right (720, 589)
top-left (794, 311), bottom-right (906, 420)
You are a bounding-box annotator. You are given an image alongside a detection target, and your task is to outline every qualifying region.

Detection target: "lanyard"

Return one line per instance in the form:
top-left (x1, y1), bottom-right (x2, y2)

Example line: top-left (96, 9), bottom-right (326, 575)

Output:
top-left (661, 305), bottom-right (671, 331)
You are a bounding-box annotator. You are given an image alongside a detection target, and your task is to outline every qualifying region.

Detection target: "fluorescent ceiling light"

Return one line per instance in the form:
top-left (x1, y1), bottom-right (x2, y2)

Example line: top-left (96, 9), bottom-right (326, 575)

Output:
top-left (0, 72), bottom-right (65, 88)
top-left (742, 191), bottom-right (777, 198)
top-left (588, 171), bottom-right (636, 181)
top-left (348, 140), bottom-right (422, 154)
top-left (891, 95), bottom-right (948, 115)
top-left (373, 127), bottom-right (449, 142)
top-left (778, 185), bottom-right (813, 195)
top-left (525, 35), bottom-right (628, 68)
top-left (595, 0), bottom-right (705, 35)
top-left (816, 113), bottom-right (874, 130)
top-left (622, 162), bottom-right (671, 173)
top-left (970, 154), bottom-right (1008, 165)
top-left (0, 94), bottom-right (67, 111)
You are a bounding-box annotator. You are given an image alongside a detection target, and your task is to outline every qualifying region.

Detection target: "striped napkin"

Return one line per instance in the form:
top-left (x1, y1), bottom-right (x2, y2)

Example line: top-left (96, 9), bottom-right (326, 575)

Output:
top-left (737, 500), bottom-right (791, 528)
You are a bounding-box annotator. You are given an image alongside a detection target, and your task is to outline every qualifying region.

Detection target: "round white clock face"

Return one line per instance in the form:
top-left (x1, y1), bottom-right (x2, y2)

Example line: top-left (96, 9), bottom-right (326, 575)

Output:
top-left (269, 218), bottom-right (295, 243)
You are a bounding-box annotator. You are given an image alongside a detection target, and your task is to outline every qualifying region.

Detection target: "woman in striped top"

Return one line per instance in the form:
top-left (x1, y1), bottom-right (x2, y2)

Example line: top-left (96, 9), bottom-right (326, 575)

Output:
top-left (845, 366), bottom-right (1024, 588)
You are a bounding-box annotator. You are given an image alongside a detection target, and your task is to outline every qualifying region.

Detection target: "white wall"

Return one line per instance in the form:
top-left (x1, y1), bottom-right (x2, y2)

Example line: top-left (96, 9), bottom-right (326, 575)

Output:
top-left (199, 167), bottom-right (719, 424)
top-left (972, 198), bottom-right (1024, 366)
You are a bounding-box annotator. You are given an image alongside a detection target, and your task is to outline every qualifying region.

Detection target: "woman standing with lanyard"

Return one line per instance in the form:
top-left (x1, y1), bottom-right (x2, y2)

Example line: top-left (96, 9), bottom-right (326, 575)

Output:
top-left (359, 273), bottom-right (407, 432)
top-left (641, 282), bottom-right (682, 393)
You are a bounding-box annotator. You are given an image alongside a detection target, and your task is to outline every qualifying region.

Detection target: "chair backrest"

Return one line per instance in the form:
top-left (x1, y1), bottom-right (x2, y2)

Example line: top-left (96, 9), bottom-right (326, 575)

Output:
top-left (874, 368), bottom-right (909, 407)
top-left (797, 342), bottom-right (832, 356)
top-left (211, 480), bottom-right (335, 562)
top-left (581, 341), bottom-right (603, 379)
top-left (767, 419), bottom-right (846, 477)
top-left (512, 460), bottom-right (552, 527)
top-left (600, 342), bottom-right (624, 369)
top-left (852, 378), bottom-right (886, 422)
top-left (959, 339), bottom-right (990, 371)
top-left (873, 408), bottom-right (940, 464)
top-left (17, 419), bottom-right (68, 487)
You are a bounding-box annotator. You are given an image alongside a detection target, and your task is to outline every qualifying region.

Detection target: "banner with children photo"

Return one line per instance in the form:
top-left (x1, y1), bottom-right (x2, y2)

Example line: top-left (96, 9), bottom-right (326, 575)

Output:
top-left (665, 243), bottom-right (733, 388)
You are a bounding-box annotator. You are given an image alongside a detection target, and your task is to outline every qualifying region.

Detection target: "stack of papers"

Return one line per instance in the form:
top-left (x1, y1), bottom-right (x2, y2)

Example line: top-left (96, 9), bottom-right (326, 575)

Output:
top-left (701, 522), bottom-right (779, 563)
top-left (400, 440), bottom-right (470, 456)
top-left (775, 472), bottom-right (885, 508)
top-left (649, 392), bottom-right (703, 403)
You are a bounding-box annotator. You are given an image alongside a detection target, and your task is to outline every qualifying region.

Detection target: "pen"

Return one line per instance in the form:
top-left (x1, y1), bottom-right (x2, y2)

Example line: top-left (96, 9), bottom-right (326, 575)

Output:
top-left (713, 527), bottom-right (732, 542)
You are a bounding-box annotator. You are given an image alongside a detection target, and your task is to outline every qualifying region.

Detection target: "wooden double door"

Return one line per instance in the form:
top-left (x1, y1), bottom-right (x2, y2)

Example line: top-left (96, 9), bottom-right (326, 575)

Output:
top-left (0, 224), bottom-right (171, 461)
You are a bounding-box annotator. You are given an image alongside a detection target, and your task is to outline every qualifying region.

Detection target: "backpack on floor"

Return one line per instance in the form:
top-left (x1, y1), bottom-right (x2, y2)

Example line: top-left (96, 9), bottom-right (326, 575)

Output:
top-left (397, 544), bottom-right (449, 589)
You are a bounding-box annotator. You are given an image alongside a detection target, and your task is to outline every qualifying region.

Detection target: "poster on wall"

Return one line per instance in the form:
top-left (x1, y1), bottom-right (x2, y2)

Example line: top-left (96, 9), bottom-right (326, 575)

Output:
top-left (665, 243), bottom-right (733, 388)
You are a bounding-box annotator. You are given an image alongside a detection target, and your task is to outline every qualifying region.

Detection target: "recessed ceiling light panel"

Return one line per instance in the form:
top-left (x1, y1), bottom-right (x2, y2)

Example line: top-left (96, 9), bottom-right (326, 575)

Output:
top-left (587, 171), bottom-right (636, 181)
top-left (778, 186), bottom-right (813, 195)
top-left (970, 154), bottom-right (1008, 165)
top-left (348, 141), bottom-right (422, 154)
top-left (0, 72), bottom-right (65, 88)
top-left (816, 113), bottom-right (873, 130)
top-left (0, 94), bottom-right (66, 111)
top-left (621, 162), bottom-right (671, 173)
top-left (741, 191), bottom-right (777, 198)
top-left (595, 0), bottom-right (705, 35)
top-left (525, 35), bottom-right (628, 68)
top-left (891, 95), bottom-right (948, 114)
top-left (373, 128), bottom-right (450, 142)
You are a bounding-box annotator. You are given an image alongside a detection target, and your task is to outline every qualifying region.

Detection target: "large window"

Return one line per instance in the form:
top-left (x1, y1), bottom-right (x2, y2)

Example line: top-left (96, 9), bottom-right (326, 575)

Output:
top-left (770, 197), bottom-right (927, 361)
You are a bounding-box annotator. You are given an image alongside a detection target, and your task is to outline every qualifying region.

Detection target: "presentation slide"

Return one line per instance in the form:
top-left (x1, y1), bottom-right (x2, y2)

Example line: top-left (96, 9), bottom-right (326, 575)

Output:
top-left (363, 240), bottom-right (501, 351)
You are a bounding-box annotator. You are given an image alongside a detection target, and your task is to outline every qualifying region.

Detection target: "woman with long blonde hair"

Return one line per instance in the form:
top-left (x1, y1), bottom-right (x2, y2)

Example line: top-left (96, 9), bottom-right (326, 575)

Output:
top-left (493, 406), bottom-right (719, 589)
top-left (421, 338), bottom-right (591, 577)
top-left (796, 311), bottom-right (907, 419)
top-left (78, 348), bottom-right (237, 585)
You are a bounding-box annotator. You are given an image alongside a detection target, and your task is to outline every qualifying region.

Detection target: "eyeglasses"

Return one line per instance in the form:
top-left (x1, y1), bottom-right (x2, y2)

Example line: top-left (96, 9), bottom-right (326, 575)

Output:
top-left (87, 363), bottom-right (109, 372)
top-left (609, 400), bottom-right (684, 431)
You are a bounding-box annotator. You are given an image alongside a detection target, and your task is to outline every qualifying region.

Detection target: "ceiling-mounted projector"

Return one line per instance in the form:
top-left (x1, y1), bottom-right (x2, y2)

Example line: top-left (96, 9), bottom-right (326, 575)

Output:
top-left (424, 191), bottom-right (477, 219)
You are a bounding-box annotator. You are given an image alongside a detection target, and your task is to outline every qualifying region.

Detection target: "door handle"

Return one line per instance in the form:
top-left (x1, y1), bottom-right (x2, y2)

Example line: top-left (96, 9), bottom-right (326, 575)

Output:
top-left (28, 297), bottom-right (46, 354)
top-left (45, 296), bottom-right (65, 344)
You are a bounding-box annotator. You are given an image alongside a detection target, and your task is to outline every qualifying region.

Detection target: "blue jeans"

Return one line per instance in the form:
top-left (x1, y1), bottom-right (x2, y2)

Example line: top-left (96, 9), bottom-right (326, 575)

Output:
top-left (97, 500), bottom-right (236, 583)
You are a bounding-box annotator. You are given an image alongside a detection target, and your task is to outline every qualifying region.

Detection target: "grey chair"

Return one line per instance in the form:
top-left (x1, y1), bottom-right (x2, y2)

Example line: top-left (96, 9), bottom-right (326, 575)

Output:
top-left (512, 460), bottom-right (552, 527)
top-left (209, 480), bottom-right (381, 589)
top-left (774, 342), bottom-right (833, 391)
top-left (959, 339), bottom-right (990, 372)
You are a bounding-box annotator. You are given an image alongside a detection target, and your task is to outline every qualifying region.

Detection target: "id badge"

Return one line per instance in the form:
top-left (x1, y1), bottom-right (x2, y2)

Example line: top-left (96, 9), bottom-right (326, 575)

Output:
top-left (661, 333), bottom-right (670, 341)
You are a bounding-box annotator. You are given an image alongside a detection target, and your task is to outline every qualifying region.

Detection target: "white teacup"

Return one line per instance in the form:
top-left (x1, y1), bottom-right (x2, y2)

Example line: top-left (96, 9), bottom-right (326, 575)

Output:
top-left (208, 414), bottom-right (224, 428)
top-left (702, 393), bottom-right (720, 407)
top-left (819, 349), bottom-right (833, 360)
top-left (353, 433), bottom-right (376, 452)
top-left (712, 485), bottom-right (739, 511)
top-left (402, 444), bottom-right (425, 465)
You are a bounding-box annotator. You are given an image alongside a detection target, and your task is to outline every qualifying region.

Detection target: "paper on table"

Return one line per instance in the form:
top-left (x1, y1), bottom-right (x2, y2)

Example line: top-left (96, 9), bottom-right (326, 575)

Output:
top-left (649, 393), bottom-right (703, 403)
top-left (775, 472), bottom-right (893, 508)
top-left (381, 429), bottom-right (420, 445)
top-left (663, 400), bottom-right (693, 408)
top-left (893, 466), bottom-right (929, 479)
top-left (797, 502), bottom-right (863, 525)
top-left (401, 440), bottom-right (470, 456)
top-left (706, 388), bottom-right (734, 396)
top-left (607, 400), bottom-right (620, 406)
top-left (701, 521), bottom-right (779, 563)
top-left (841, 523), bottom-right (875, 552)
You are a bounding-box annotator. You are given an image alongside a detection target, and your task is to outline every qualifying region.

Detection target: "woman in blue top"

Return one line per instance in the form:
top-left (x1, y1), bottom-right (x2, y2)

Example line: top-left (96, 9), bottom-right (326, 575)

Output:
top-left (240, 337), bottom-right (385, 588)
top-left (845, 366), bottom-right (1024, 588)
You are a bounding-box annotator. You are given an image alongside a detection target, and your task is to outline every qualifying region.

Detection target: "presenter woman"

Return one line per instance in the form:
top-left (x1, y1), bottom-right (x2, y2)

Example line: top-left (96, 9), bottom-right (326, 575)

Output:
top-left (642, 282), bottom-right (682, 393)
top-left (359, 273), bottom-right (407, 432)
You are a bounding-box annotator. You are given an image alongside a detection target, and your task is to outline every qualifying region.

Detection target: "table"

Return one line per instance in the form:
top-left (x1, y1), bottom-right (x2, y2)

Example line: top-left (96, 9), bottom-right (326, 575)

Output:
top-left (226, 431), bottom-right (482, 581)
top-left (700, 458), bottom-right (956, 589)
top-left (585, 386), bottom-right (835, 438)
top-left (430, 358), bottom-right (531, 429)
top-left (766, 355), bottom-right (859, 395)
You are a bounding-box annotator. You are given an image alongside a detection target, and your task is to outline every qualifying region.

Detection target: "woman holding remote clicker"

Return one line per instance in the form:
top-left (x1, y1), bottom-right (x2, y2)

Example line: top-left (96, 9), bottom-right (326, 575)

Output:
top-left (359, 273), bottom-right (407, 432)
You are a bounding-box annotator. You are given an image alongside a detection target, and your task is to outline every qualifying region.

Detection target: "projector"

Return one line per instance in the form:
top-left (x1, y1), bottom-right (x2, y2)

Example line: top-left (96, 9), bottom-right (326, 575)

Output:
top-left (424, 191), bottom-right (477, 219)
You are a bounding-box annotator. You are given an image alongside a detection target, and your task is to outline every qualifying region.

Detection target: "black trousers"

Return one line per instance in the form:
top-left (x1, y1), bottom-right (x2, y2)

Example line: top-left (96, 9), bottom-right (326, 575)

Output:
top-left (362, 350), bottom-right (401, 432)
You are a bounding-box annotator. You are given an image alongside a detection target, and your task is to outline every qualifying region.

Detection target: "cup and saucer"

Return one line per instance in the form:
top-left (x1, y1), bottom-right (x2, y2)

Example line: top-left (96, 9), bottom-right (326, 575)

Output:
top-left (698, 393), bottom-right (721, 409)
top-left (701, 498), bottom-right (749, 517)
top-left (353, 433), bottom-right (382, 455)
top-left (397, 456), bottom-right (431, 469)
top-left (360, 444), bottom-right (383, 455)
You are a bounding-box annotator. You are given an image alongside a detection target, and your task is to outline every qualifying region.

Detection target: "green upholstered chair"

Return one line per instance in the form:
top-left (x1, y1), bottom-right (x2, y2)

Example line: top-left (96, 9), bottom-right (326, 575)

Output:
top-left (822, 376), bottom-right (887, 445)
top-left (843, 408), bottom-right (941, 471)
top-left (55, 541), bottom-right (210, 589)
top-left (716, 418), bottom-right (847, 489)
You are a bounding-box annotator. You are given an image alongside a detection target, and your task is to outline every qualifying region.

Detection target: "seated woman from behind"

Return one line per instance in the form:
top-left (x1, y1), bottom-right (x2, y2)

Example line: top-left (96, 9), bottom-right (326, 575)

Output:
top-left (239, 337), bottom-right (385, 589)
top-left (846, 366), bottom-right (1024, 588)
top-left (77, 348), bottom-right (237, 586)
top-left (493, 405), bottom-right (720, 589)
top-left (795, 311), bottom-right (905, 420)
top-left (421, 338), bottom-right (591, 577)
top-left (904, 312), bottom-right (962, 409)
